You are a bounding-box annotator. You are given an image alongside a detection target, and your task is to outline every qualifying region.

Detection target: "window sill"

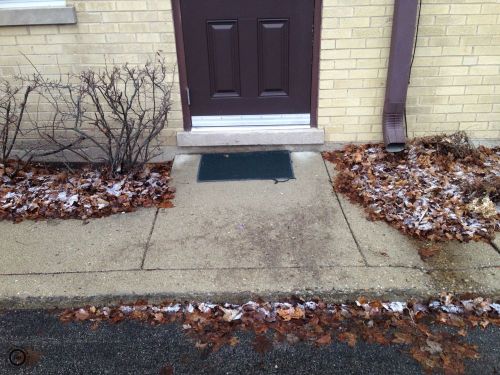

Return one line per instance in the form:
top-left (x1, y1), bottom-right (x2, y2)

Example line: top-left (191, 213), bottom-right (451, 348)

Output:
top-left (0, 6), bottom-right (76, 26)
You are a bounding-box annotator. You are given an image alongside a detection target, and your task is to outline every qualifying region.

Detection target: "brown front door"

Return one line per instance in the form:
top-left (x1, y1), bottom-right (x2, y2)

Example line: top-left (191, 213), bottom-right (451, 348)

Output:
top-left (181, 0), bottom-right (314, 117)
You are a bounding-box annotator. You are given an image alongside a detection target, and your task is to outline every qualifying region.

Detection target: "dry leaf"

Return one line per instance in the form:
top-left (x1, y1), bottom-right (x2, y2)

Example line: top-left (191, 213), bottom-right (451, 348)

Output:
top-left (74, 308), bottom-right (89, 321)
top-left (338, 332), bottom-right (357, 348)
top-left (424, 339), bottom-right (442, 355)
top-left (316, 334), bottom-right (332, 346)
top-left (392, 332), bottom-right (413, 345)
top-left (158, 200), bottom-right (174, 209)
top-left (418, 244), bottom-right (441, 260)
top-left (253, 335), bottom-right (272, 355)
top-left (220, 307), bottom-right (242, 322)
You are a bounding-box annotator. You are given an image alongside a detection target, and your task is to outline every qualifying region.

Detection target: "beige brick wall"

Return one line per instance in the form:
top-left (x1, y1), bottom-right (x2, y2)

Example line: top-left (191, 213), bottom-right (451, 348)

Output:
top-left (319, 0), bottom-right (500, 143)
top-left (0, 0), bottom-right (499, 146)
top-left (0, 0), bottom-right (182, 146)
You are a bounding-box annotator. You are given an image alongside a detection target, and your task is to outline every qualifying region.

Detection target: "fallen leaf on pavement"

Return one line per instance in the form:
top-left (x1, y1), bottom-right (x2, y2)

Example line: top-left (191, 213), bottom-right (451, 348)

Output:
top-left (59, 294), bottom-right (500, 375)
top-left (253, 335), bottom-right (272, 355)
top-left (316, 334), bottom-right (332, 346)
top-left (220, 307), bottom-right (242, 322)
top-left (158, 201), bottom-right (174, 209)
top-left (74, 308), bottom-right (89, 321)
top-left (418, 244), bottom-right (442, 260)
top-left (338, 332), bottom-right (357, 348)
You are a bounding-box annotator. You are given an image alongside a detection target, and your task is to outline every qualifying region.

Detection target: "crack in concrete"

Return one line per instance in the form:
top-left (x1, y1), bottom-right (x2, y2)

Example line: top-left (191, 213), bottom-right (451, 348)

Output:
top-left (1, 264), bottom-right (498, 277)
top-left (140, 208), bottom-right (159, 269)
top-left (490, 241), bottom-right (500, 255)
top-left (322, 157), bottom-right (369, 266)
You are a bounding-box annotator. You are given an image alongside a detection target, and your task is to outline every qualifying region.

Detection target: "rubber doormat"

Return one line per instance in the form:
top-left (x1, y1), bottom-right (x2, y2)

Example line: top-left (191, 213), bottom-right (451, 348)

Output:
top-left (197, 151), bottom-right (295, 182)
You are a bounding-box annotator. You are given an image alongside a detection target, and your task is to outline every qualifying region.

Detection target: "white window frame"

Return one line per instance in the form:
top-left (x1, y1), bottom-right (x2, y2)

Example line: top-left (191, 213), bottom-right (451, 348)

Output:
top-left (0, 0), bottom-right (65, 9)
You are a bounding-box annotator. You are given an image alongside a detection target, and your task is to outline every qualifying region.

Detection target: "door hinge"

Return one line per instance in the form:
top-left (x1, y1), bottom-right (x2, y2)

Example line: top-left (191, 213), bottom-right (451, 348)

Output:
top-left (186, 87), bottom-right (191, 106)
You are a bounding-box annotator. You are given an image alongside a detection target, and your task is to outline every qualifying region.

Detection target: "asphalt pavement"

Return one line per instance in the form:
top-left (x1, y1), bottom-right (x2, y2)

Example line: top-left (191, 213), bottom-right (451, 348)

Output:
top-left (0, 310), bottom-right (499, 375)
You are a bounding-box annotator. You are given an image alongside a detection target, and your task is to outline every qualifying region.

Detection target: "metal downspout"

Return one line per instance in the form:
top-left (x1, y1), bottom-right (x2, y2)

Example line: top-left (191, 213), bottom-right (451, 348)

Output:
top-left (383, 0), bottom-right (419, 152)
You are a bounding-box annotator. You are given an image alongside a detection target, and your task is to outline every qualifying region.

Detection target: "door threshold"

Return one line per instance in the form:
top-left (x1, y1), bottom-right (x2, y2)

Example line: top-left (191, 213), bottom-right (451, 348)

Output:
top-left (192, 125), bottom-right (310, 132)
top-left (177, 127), bottom-right (324, 147)
top-left (191, 113), bottom-right (310, 127)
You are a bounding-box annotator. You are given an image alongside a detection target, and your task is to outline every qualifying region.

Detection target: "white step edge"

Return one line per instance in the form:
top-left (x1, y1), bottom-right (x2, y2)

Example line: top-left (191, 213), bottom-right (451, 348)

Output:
top-left (177, 127), bottom-right (325, 147)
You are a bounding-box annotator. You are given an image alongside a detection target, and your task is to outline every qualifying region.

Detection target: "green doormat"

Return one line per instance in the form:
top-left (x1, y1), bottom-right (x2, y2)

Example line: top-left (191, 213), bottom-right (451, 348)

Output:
top-left (197, 151), bottom-right (295, 182)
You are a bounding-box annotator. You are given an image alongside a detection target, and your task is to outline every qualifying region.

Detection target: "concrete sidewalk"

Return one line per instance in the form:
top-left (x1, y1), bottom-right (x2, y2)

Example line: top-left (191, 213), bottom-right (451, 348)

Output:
top-left (0, 152), bottom-right (499, 308)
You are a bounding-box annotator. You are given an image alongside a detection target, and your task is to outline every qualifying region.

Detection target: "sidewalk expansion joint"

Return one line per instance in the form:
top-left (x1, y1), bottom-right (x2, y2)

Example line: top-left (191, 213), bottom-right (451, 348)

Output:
top-left (140, 208), bottom-right (159, 270)
top-left (140, 265), bottom-right (498, 272)
top-left (322, 158), bottom-right (369, 267)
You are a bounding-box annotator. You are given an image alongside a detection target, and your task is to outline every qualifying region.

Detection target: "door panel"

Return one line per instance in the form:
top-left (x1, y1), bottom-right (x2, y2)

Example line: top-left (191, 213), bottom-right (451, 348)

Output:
top-left (258, 19), bottom-right (289, 97)
top-left (206, 21), bottom-right (241, 98)
top-left (181, 0), bottom-right (314, 117)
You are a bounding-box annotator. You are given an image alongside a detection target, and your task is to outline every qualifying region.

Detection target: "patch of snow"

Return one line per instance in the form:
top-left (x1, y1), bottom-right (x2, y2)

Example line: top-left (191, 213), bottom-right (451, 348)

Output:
top-left (106, 180), bottom-right (124, 197)
top-left (162, 304), bottom-right (181, 313)
top-left (383, 302), bottom-right (406, 313)
top-left (305, 301), bottom-right (317, 310)
top-left (119, 306), bottom-right (133, 314)
top-left (198, 303), bottom-right (216, 313)
top-left (4, 192), bottom-right (18, 199)
top-left (490, 303), bottom-right (500, 314)
top-left (441, 305), bottom-right (463, 314)
top-left (65, 194), bottom-right (79, 207)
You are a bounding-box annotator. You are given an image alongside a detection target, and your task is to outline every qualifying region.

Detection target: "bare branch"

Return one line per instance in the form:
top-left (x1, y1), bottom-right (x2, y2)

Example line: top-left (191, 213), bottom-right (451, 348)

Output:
top-left (24, 53), bottom-right (173, 175)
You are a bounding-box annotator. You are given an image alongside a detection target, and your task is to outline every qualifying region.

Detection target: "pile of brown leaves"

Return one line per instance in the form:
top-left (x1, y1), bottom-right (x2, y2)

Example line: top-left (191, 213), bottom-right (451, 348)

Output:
top-left (60, 294), bottom-right (500, 374)
top-left (323, 133), bottom-right (500, 242)
top-left (0, 161), bottom-right (174, 222)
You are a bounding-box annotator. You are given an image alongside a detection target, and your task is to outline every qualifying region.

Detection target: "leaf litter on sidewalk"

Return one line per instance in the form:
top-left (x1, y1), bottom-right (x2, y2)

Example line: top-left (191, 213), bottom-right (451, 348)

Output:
top-left (323, 132), bottom-right (499, 243)
top-left (0, 161), bottom-right (174, 222)
top-left (60, 294), bottom-right (500, 374)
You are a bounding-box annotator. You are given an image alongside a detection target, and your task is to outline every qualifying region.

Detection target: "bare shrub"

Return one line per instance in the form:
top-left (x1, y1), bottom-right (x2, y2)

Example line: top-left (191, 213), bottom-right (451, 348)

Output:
top-left (414, 131), bottom-right (478, 159)
top-left (462, 175), bottom-right (500, 204)
top-left (0, 81), bottom-right (34, 172)
top-left (32, 54), bottom-right (173, 175)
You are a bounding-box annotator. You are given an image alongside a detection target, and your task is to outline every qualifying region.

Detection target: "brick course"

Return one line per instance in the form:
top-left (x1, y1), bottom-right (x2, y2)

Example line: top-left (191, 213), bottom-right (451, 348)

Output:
top-left (319, 0), bottom-right (500, 143)
top-left (0, 0), bottom-right (183, 147)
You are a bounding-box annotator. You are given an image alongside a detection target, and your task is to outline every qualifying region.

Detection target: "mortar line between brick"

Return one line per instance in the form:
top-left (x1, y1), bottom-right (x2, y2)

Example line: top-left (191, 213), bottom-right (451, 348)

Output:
top-left (140, 208), bottom-right (159, 269)
top-left (322, 157), bottom-right (369, 266)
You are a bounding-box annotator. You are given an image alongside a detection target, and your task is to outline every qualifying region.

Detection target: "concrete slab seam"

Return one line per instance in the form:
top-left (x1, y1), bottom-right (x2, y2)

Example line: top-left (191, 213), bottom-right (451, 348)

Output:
top-left (490, 241), bottom-right (500, 254)
top-left (322, 158), bottom-right (369, 266)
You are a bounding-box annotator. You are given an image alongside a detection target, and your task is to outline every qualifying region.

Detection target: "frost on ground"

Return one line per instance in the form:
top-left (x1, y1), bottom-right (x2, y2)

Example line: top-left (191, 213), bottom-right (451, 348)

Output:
top-left (60, 294), bottom-right (500, 375)
top-left (323, 132), bottom-right (499, 242)
top-left (0, 161), bottom-right (174, 222)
